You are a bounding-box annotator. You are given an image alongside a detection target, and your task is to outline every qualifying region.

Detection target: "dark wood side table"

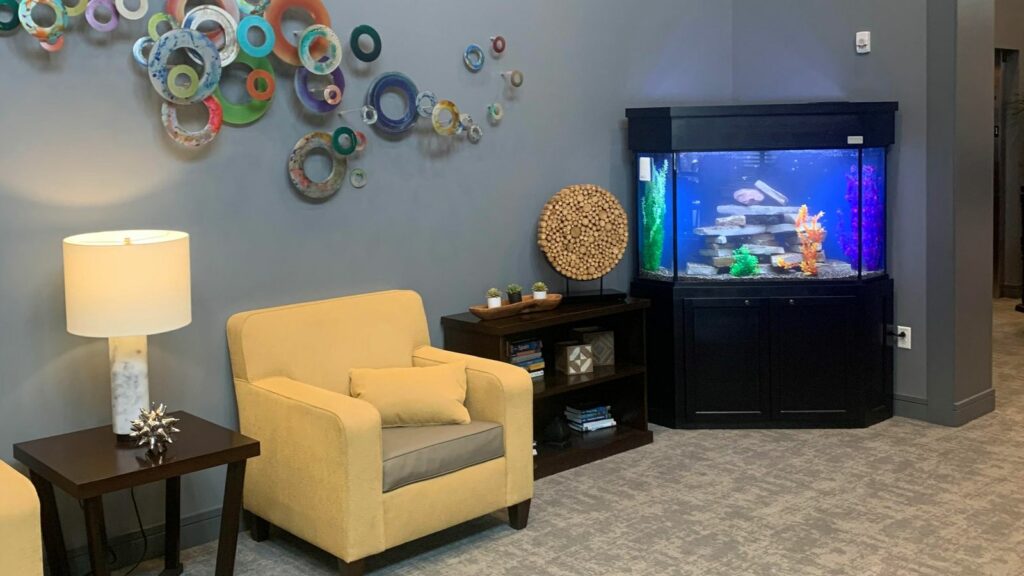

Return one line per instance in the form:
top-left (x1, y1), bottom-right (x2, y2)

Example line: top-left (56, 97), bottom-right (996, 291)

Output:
top-left (13, 412), bottom-right (260, 576)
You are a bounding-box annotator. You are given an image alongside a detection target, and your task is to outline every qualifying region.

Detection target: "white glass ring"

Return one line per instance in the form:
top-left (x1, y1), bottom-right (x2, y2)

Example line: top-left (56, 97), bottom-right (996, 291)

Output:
top-left (114, 0), bottom-right (147, 21)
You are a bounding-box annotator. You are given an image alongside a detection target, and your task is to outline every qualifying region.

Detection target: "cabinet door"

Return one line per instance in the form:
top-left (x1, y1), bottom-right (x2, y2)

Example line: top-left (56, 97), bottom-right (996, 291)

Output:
top-left (683, 298), bottom-right (770, 423)
top-left (771, 296), bottom-right (856, 422)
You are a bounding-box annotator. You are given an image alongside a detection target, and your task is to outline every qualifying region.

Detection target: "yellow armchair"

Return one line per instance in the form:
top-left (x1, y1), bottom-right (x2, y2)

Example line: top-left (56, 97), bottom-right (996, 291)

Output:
top-left (0, 461), bottom-right (43, 576)
top-left (227, 290), bottom-right (533, 575)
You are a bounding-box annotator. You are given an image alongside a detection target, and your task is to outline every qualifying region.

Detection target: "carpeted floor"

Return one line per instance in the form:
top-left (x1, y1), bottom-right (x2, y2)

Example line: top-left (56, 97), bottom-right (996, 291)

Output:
top-left (122, 300), bottom-right (1024, 575)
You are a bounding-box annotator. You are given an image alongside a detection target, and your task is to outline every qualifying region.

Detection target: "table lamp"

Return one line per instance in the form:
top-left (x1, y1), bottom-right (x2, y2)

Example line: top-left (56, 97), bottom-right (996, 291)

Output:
top-left (63, 230), bottom-right (191, 439)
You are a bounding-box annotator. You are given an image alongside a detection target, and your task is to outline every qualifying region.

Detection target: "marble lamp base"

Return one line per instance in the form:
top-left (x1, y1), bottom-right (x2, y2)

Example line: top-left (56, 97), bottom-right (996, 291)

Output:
top-left (109, 335), bottom-right (150, 437)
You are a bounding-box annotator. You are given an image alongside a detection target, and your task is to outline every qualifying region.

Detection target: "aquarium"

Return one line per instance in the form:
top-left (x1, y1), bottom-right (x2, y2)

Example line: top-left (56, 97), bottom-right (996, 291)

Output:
top-left (636, 147), bottom-right (887, 281)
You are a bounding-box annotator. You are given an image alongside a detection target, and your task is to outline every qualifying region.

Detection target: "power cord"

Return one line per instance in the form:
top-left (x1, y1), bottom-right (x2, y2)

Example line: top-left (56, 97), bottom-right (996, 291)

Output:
top-left (123, 487), bottom-right (147, 576)
top-left (79, 487), bottom-right (146, 576)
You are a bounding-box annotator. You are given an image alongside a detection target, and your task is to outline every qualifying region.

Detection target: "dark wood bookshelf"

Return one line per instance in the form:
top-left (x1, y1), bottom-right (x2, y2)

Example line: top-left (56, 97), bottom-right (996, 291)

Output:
top-left (442, 298), bottom-right (653, 479)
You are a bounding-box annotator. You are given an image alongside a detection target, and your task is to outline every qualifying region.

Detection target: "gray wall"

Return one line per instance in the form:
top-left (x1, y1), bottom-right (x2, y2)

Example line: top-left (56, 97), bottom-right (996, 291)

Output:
top-left (0, 0), bottom-right (995, 554)
top-left (0, 0), bottom-right (735, 551)
top-left (730, 0), bottom-right (931, 404)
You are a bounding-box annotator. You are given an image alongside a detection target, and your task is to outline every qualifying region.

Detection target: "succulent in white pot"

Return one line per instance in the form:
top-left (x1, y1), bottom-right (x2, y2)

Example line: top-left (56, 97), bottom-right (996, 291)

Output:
top-left (486, 288), bottom-right (502, 309)
top-left (532, 281), bottom-right (548, 300)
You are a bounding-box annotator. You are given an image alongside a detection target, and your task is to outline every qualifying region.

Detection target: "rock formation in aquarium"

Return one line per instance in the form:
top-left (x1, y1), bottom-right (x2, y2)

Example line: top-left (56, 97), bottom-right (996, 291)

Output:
top-left (687, 178), bottom-right (852, 280)
top-left (729, 246), bottom-right (760, 277)
top-left (641, 159), bottom-right (669, 276)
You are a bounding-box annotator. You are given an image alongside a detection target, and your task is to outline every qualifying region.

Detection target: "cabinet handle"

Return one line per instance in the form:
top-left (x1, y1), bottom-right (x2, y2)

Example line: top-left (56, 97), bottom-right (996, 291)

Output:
top-left (744, 300), bottom-right (751, 306)
top-left (788, 299), bottom-right (796, 306)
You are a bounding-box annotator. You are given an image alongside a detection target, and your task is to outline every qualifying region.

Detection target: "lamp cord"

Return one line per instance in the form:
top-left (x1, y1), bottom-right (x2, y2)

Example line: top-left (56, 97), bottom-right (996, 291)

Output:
top-left (79, 487), bottom-right (146, 576)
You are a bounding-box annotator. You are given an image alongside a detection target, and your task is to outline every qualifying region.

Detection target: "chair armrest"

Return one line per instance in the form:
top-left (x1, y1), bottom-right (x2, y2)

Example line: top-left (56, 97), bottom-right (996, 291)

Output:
top-left (235, 376), bottom-right (385, 561)
top-left (412, 346), bottom-right (534, 505)
top-left (0, 462), bottom-right (42, 576)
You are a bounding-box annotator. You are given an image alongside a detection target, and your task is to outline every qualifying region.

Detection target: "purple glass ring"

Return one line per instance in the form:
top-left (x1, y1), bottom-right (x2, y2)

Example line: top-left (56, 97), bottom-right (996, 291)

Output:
top-left (294, 64), bottom-right (345, 114)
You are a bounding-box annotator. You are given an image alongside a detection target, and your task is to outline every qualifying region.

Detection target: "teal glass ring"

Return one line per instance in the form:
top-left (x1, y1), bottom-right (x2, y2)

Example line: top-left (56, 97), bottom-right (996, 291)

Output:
top-left (332, 126), bottom-right (357, 156)
top-left (237, 16), bottom-right (275, 58)
top-left (350, 24), bottom-right (381, 62)
top-left (463, 43), bottom-right (484, 72)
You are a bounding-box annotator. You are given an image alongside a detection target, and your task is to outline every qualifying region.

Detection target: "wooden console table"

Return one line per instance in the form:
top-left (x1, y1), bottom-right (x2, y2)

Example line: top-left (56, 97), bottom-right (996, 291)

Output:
top-left (442, 298), bottom-right (652, 479)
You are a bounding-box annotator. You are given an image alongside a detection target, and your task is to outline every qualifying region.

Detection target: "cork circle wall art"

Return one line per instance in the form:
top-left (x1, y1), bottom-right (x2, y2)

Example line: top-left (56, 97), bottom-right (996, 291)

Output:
top-left (1, 0), bottom-right (527, 203)
top-left (537, 184), bottom-right (629, 281)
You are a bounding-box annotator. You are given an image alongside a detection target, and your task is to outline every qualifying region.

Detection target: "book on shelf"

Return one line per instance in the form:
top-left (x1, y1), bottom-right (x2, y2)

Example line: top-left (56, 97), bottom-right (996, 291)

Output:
top-left (564, 408), bottom-right (612, 424)
top-left (515, 361), bottom-right (546, 372)
top-left (510, 350), bottom-right (543, 363)
top-left (508, 338), bottom-right (542, 356)
top-left (529, 369), bottom-right (545, 379)
top-left (567, 417), bottom-right (617, 433)
top-left (565, 403), bottom-right (612, 419)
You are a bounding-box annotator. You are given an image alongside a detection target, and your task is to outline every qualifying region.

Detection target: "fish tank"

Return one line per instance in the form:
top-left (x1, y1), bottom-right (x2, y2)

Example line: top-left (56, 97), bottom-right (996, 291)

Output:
top-left (628, 103), bottom-right (896, 282)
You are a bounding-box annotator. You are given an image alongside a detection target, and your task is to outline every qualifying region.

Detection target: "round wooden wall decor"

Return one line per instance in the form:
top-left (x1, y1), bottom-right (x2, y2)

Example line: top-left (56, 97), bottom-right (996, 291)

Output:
top-left (537, 184), bottom-right (629, 281)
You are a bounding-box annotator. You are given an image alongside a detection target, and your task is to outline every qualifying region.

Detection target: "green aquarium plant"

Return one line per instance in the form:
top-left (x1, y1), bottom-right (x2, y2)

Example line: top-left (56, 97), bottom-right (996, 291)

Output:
top-left (641, 159), bottom-right (669, 274)
top-left (729, 246), bottom-right (760, 277)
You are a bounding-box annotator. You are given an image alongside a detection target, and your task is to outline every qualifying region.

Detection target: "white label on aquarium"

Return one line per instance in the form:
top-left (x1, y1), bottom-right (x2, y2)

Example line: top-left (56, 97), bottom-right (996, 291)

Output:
top-left (847, 135), bottom-right (865, 144)
top-left (639, 157), bottom-right (652, 182)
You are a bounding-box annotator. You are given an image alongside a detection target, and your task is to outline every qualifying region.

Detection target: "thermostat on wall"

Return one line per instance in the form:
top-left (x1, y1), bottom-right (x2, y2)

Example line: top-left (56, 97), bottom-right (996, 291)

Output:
top-left (856, 31), bottom-right (871, 54)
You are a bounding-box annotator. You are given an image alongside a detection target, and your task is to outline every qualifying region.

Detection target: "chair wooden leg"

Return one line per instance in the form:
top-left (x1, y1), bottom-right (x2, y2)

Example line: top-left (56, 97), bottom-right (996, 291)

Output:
top-left (508, 499), bottom-right (531, 530)
top-left (249, 512), bottom-right (270, 542)
top-left (338, 557), bottom-right (366, 576)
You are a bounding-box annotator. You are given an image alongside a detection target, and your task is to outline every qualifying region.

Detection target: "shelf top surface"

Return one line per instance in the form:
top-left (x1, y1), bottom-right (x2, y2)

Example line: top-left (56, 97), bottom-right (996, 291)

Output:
top-left (442, 298), bottom-right (650, 335)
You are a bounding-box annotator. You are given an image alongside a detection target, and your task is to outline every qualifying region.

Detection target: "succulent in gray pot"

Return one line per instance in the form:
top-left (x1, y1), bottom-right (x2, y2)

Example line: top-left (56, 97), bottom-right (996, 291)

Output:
top-left (506, 283), bottom-right (523, 304)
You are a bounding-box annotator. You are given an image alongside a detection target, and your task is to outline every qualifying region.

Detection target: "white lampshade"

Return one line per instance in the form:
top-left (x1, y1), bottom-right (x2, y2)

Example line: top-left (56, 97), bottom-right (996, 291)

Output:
top-left (63, 230), bottom-right (192, 338)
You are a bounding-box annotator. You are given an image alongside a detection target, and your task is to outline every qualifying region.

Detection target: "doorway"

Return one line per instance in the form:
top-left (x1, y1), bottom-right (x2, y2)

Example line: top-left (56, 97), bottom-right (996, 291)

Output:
top-left (994, 49), bottom-right (1021, 299)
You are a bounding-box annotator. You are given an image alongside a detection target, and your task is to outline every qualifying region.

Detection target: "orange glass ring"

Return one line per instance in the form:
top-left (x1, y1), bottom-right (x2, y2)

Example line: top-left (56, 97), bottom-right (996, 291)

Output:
top-left (323, 84), bottom-right (342, 106)
top-left (246, 69), bottom-right (275, 101)
top-left (263, 0), bottom-right (331, 66)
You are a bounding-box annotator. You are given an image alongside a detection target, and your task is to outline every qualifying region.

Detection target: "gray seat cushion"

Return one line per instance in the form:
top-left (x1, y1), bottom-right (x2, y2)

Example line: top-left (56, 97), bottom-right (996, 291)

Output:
top-left (381, 421), bottom-right (504, 492)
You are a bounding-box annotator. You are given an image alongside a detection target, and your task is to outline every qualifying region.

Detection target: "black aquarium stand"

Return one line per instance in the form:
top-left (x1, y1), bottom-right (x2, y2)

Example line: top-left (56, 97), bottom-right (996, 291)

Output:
top-left (626, 102), bottom-right (898, 429)
top-left (632, 276), bottom-right (894, 428)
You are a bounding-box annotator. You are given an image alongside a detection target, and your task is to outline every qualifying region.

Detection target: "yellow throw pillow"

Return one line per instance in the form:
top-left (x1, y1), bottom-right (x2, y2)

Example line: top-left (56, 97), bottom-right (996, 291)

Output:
top-left (350, 362), bottom-right (471, 427)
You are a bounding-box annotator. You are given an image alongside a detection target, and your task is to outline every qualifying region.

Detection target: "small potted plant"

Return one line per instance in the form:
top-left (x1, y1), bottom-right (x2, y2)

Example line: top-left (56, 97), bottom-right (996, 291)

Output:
top-left (486, 288), bottom-right (502, 309)
top-left (532, 281), bottom-right (548, 300)
top-left (506, 283), bottom-right (523, 304)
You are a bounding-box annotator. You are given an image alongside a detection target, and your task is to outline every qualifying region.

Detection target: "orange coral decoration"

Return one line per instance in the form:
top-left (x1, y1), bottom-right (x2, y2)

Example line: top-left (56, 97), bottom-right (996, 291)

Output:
top-left (793, 204), bottom-right (826, 276)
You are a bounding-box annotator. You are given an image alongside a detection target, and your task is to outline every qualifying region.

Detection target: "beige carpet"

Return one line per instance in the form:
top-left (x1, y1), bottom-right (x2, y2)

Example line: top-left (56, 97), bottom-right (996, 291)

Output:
top-left (123, 300), bottom-right (1024, 575)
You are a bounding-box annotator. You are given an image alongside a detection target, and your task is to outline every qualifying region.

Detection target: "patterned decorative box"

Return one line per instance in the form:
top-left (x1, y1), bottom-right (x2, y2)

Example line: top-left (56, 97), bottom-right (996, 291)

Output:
top-left (572, 327), bottom-right (615, 366)
top-left (556, 343), bottom-right (594, 375)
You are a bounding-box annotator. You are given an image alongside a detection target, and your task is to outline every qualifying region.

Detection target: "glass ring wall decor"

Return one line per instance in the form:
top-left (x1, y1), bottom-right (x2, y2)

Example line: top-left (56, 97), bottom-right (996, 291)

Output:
top-left (288, 132), bottom-right (347, 200)
top-left (5, 0), bottom-right (528, 201)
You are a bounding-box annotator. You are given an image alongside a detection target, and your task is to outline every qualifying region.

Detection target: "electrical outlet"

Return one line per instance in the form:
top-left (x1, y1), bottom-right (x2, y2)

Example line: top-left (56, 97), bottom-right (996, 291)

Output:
top-left (896, 325), bottom-right (912, 349)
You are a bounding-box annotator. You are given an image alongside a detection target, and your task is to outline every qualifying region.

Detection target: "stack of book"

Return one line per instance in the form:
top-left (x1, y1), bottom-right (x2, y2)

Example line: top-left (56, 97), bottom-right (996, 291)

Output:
top-left (564, 403), bottom-right (616, 433)
top-left (508, 338), bottom-right (545, 379)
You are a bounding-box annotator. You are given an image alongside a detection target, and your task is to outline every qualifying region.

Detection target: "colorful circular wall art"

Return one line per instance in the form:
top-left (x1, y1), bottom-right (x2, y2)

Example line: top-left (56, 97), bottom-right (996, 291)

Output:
top-left (263, 0), bottom-right (330, 67)
top-left (0, 0), bottom-right (21, 31)
top-left (18, 0), bottom-right (68, 46)
top-left (431, 100), bottom-right (459, 136)
top-left (237, 15), bottom-right (274, 58)
top-left (147, 12), bottom-right (175, 40)
top-left (165, 0), bottom-right (237, 44)
top-left (214, 51), bottom-right (274, 125)
top-left (294, 65), bottom-right (345, 114)
top-left (148, 29), bottom-right (222, 105)
top-left (537, 184), bottom-right (629, 281)
top-left (298, 24), bottom-right (342, 74)
top-left (365, 72), bottom-right (419, 135)
top-left (85, 0), bottom-right (118, 33)
top-left (288, 132), bottom-right (347, 201)
top-left (183, 5), bottom-right (239, 66)
top-left (114, 0), bottom-right (147, 21)
top-left (463, 43), bottom-right (484, 72)
top-left (349, 24), bottom-right (381, 62)
top-left (132, 36), bottom-right (154, 68)
top-left (161, 96), bottom-right (223, 148)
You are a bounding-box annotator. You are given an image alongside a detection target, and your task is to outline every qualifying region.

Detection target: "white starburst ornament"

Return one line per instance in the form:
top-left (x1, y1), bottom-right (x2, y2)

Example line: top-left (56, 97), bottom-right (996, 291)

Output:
top-left (129, 403), bottom-right (181, 455)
